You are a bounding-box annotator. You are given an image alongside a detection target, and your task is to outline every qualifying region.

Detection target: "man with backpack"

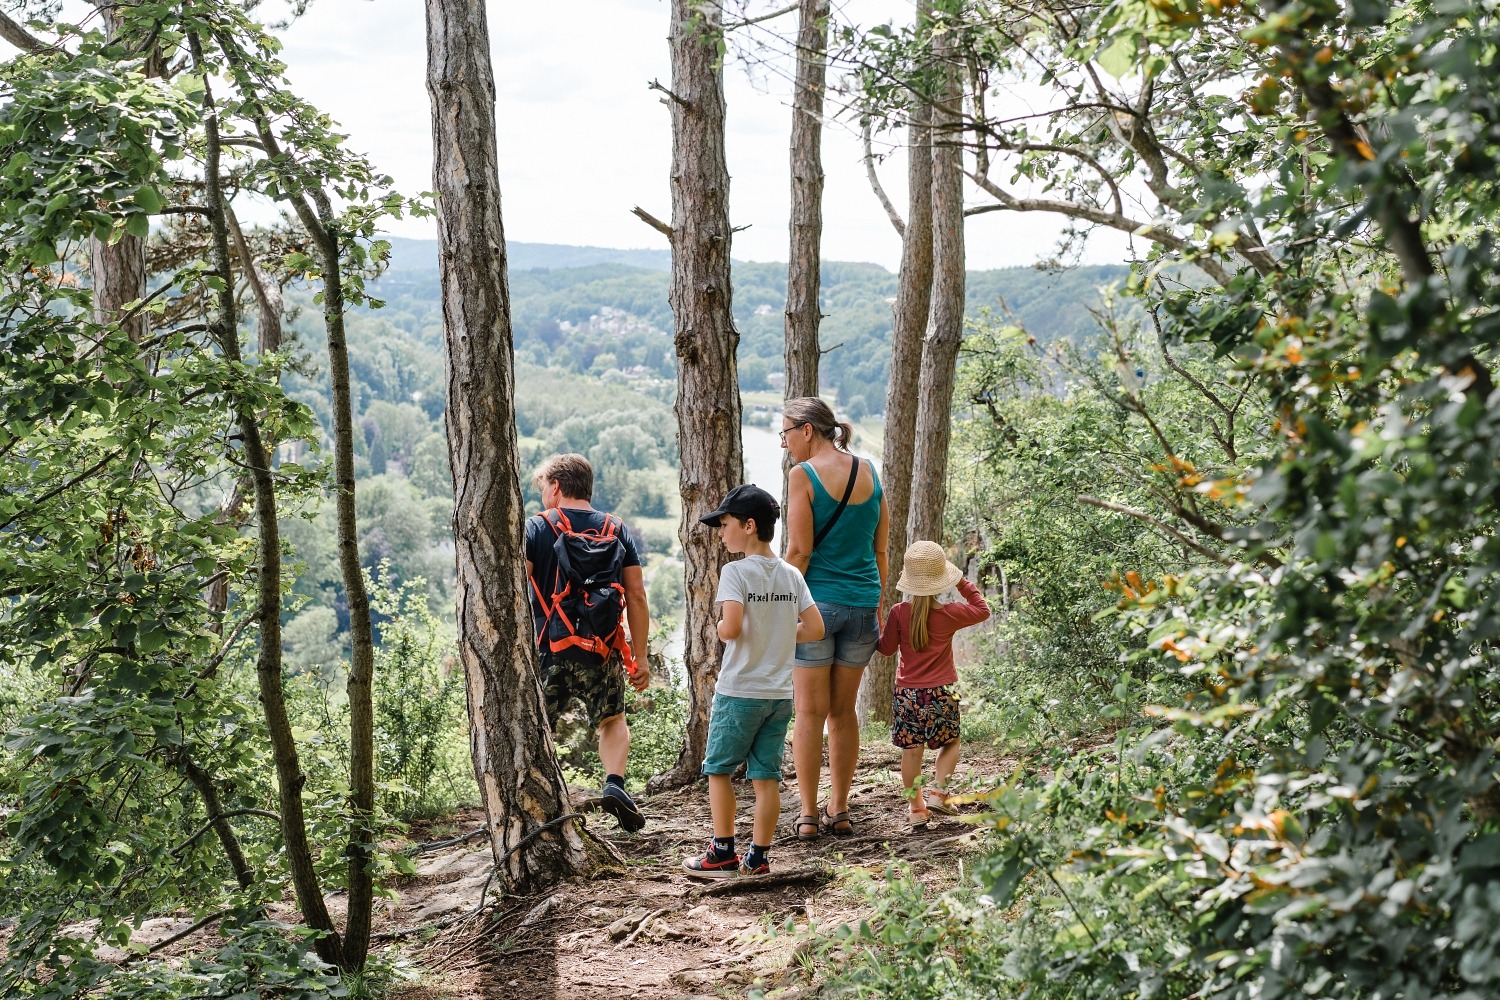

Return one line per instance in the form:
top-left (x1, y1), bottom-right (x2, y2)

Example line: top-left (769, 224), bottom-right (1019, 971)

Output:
top-left (525, 454), bottom-right (652, 832)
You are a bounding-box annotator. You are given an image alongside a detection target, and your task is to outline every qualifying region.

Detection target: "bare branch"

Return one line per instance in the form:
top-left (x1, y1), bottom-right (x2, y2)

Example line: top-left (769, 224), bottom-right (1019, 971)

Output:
top-left (1079, 495), bottom-right (1232, 566)
top-left (725, 2), bottom-right (798, 29)
top-left (647, 78), bottom-right (690, 108)
top-left (120, 910), bottom-right (232, 965)
top-left (224, 202), bottom-right (283, 354)
top-left (0, 10), bottom-right (47, 53)
top-left (631, 205), bottom-right (674, 242)
top-left (173, 808), bottom-right (282, 859)
top-left (964, 169), bottom-right (1235, 287)
top-left (862, 120), bottom-right (905, 238)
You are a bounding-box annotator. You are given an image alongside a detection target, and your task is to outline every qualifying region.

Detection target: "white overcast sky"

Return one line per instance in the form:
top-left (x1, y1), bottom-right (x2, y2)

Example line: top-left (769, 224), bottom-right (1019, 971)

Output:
top-left (272, 0), bottom-right (1135, 271)
top-left (0, 0), bottom-right (1133, 270)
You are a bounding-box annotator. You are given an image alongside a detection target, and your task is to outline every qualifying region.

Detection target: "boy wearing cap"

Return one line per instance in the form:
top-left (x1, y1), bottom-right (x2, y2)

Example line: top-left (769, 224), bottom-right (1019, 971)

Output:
top-left (684, 484), bottom-right (824, 878)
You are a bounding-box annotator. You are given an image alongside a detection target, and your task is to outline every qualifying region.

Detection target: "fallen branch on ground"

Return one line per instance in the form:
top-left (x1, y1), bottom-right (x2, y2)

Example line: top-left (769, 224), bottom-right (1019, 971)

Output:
top-left (689, 866), bottom-right (833, 899)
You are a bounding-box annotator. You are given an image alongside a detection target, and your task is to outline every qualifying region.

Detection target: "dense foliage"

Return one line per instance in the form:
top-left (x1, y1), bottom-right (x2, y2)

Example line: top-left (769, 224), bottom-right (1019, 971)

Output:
top-left (0, 0), bottom-right (432, 991)
top-left (818, 0), bottom-right (1500, 997)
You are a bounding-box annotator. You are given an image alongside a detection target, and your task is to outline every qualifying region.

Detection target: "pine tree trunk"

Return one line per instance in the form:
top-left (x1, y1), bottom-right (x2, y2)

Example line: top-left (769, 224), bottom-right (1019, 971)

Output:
top-left (858, 99), bottom-right (934, 727)
top-left (907, 29), bottom-right (965, 545)
top-left (426, 0), bottom-right (607, 888)
top-left (651, 0), bottom-right (744, 790)
top-left (783, 0), bottom-right (827, 400)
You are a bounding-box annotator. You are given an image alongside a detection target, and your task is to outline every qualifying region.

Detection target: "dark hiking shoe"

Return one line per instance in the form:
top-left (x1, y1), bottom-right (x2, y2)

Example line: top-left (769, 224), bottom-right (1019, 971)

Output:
top-left (683, 843), bottom-right (742, 879)
top-left (600, 782), bottom-right (647, 832)
top-left (738, 858), bottom-right (770, 876)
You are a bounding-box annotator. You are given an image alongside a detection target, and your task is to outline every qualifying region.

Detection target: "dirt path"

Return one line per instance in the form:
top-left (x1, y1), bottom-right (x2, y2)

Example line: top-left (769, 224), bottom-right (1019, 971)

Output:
top-left (385, 741), bottom-right (1007, 999)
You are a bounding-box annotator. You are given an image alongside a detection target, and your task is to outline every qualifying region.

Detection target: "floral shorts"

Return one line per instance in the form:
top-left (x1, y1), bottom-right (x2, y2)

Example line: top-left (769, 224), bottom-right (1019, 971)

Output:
top-left (891, 685), bottom-right (961, 750)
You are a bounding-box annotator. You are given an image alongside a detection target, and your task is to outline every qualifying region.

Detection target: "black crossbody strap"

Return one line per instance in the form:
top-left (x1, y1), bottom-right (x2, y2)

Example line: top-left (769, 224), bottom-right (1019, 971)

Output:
top-left (812, 456), bottom-right (861, 550)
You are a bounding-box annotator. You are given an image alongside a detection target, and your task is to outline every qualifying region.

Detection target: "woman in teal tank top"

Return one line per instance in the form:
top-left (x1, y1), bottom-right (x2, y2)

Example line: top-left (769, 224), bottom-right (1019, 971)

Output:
top-left (781, 397), bottom-right (890, 840)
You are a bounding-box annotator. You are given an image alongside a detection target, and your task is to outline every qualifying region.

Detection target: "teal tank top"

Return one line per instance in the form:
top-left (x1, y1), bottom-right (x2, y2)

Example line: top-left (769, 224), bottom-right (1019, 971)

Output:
top-left (800, 458), bottom-right (882, 607)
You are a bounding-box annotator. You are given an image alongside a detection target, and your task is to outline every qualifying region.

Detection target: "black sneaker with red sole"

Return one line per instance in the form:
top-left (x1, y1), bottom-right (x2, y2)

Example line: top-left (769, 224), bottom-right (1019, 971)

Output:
top-left (682, 843), bottom-right (741, 879)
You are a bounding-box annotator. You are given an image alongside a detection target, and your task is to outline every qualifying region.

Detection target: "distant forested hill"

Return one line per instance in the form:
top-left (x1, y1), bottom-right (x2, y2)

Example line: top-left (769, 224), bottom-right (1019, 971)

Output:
top-left (273, 240), bottom-right (1128, 652)
top-left (371, 238), bottom-right (1126, 418)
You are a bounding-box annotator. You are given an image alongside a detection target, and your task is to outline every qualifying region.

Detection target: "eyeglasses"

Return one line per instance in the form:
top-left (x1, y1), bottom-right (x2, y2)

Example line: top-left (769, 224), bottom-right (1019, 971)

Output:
top-left (778, 422), bottom-right (808, 444)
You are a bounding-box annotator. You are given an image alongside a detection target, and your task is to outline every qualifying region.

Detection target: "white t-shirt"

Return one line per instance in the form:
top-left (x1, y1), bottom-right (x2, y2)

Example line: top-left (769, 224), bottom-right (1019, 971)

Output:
top-left (714, 555), bottom-right (816, 699)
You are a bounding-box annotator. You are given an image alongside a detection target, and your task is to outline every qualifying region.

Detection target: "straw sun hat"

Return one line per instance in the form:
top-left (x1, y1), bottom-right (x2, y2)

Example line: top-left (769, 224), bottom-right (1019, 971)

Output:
top-left (896, 540), bottom-right (963, 596)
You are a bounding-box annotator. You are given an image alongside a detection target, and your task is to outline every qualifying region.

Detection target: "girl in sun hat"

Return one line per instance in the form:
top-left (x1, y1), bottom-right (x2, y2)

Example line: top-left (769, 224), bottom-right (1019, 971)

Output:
top-left (875, 540), bottom-right (991, 828)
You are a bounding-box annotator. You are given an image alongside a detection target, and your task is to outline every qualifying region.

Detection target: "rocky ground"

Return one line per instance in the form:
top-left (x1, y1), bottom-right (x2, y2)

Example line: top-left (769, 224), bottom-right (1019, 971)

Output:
top-left (380, 740), bottom-right (1006, 999)
top-left (49, 740), bottom-right (1008, 999)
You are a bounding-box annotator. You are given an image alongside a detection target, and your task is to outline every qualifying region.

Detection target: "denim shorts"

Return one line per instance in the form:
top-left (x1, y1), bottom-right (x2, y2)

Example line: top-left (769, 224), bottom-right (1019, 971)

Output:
top-left (795, 601), bottom-right (880, 668)
top-left (702, 694), bottom-right (794, 780)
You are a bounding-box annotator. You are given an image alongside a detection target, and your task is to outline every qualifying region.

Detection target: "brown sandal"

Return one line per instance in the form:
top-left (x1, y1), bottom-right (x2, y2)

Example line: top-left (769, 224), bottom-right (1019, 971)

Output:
top-left (795, 815), bottom-right (821, 842)
top-left (820, 805), bottom-right (854, 837)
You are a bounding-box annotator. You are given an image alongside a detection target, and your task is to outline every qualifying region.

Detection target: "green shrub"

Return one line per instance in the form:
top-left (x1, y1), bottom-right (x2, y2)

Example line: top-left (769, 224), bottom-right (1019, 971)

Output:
top-left (369, 569), bottom-right (470, 820)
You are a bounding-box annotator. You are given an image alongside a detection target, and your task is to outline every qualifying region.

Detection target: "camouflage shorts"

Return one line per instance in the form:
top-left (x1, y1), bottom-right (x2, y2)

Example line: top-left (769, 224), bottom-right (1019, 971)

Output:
top-left (540, 652), bottom-right (626, 730)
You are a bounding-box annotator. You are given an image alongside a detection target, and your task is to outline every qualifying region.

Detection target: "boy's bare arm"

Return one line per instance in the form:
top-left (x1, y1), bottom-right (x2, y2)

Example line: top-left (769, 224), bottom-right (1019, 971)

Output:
top-left (795, 602), bottom-right (825, 644)
top-left (718, 600), bottom-right (744, 641)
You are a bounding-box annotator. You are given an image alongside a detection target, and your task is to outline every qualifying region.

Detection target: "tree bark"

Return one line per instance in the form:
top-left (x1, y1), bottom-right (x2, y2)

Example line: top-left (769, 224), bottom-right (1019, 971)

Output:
top-left (426, 0), bottom-right (606, 888)
top-left (306, 192), bottom-right (377, 969)
top-left (782, 0), bottom-right (828, 400)
top-left (651, 0), bottom-right (744, 790)
top-left (906, 24), bottom-right (965, 546)
top-left (89, 2), bottom-right (153, 345)
top-left (859, 97), bottom-right (934, 727)
top-left (191, 34), bottom-right (345, 970)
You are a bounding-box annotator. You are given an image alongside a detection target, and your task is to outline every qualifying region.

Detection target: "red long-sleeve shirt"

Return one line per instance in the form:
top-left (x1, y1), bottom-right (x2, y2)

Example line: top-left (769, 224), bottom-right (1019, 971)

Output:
top-left (876, 578), bottom-right (991, 689)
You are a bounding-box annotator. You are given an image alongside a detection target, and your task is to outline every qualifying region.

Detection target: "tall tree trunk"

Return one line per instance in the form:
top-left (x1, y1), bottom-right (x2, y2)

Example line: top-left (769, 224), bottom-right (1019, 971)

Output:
top-left (782, 0), bottom-right (827, 399)
top-left (426, 0), bottom-right (607, 887)
top-left (651, 0), bottom-right (744, 790)
top-left (906, 20), bottom-right (965, 546)
top-left (191, 34), bottom-right (345, 969)
top-left (859, 99), bottom-right (934, 727)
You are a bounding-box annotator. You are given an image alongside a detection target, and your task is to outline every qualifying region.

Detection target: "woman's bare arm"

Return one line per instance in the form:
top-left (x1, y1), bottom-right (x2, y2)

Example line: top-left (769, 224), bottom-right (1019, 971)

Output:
top-left (784, 464), bottom-right (814, 574)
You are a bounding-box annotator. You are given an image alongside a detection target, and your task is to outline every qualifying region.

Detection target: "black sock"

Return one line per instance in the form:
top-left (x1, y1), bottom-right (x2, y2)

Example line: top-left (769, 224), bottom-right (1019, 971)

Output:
top-left (605, 773), bottom-right (625, 791)
top-left (711, 835), bottom-right (736, 859)
top-left (745, 843), bottom-right (770, 868)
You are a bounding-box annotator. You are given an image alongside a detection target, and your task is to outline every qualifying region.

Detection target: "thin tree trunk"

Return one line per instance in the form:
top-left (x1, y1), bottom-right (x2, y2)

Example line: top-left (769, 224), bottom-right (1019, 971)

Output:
top-left (180, 757), bottom-right (255, 890)
top-left (266, 183), bottom-right (377, 967)
top-left (783, 0), bottom-right (827, 399)
top-left (907, 23), bottom-right (965, 546)
top-left (305, 193), bottom-right (377, 969)
top-left (191, 33), bottom-right (345, 969)
top-left (859, 98), bottom-right (934, 727)
top-left (426, 0), bottom-right (608, 888)
top-left (651, 0), bottom-right (744, 790)
top-left (221, 47), bottom-right (378, 965)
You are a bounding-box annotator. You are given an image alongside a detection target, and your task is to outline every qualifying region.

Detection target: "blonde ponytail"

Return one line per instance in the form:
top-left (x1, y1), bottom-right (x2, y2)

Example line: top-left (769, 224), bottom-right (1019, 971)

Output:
top-left (910, 594), bottom-right (934, 652)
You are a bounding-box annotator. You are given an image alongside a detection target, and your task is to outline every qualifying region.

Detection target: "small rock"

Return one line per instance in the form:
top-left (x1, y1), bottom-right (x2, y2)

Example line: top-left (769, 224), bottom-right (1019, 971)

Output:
top-left (409, 893), bottom-right (467, 923)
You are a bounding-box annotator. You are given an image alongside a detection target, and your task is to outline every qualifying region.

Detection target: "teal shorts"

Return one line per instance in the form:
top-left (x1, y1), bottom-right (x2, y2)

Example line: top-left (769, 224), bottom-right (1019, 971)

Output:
top-left (702, 693), bottom-right (794, 781)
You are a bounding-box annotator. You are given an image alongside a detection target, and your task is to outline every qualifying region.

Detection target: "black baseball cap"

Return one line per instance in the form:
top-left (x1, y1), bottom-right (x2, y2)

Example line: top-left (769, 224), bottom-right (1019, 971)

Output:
top-left (699, 483), bottom-right (780, 529)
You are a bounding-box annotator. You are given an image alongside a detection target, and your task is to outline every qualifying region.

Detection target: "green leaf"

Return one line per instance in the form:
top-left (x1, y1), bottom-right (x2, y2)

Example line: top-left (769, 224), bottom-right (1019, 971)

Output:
top-left (1095, 34), bottom-right (1136, 80)
top-left (133, 185), bottom-right (163, 214)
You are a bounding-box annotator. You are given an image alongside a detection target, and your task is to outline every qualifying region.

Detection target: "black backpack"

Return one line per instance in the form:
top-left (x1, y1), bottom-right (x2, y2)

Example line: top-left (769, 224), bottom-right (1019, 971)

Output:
top-left (527, 508), bottom-right (639, 676)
